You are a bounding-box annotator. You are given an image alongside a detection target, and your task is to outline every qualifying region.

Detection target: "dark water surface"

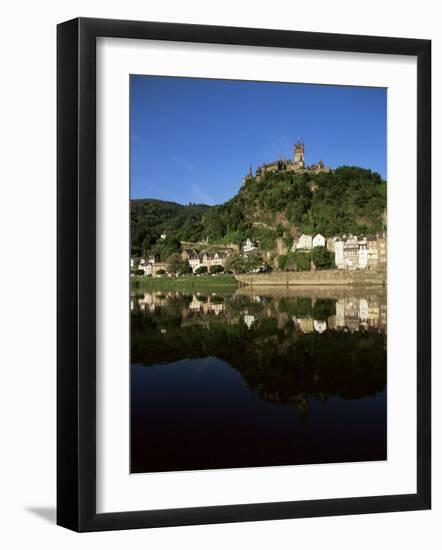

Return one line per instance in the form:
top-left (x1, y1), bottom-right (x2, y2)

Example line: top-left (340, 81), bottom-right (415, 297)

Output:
top-left (131, 286), bottom-right (387, 473)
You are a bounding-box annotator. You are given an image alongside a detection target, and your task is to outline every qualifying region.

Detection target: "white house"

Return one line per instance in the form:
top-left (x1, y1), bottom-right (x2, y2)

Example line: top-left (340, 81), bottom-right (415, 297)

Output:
top-left (312, 233), bottom-right (326, 248)
top-left (200, 252), bottom-right (210, 268)
top-left (189, 256), bottom-right (201, 272)
top-left (343, 237), bottom-right (359, 270)
top-left (243, 238), bottom-right (258, 253)
top-left (334, 239), bottom-right (345, 268)
top-left (366, 236), bottom-right (378, 268)
top-left (139, 263), bottom-right (152, 276)
top-left (211, 251), bottom-right (226, 266)
top-left (358, 239), bottom-right (368, 269)
top-left (296, 234), bottom-right (313, 250)
top-left (326, 237), bottom-right (336, 252)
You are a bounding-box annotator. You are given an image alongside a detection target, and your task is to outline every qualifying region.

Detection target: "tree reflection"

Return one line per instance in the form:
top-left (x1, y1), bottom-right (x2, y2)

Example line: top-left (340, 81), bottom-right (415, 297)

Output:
top-left (131, 290), bottom-right (387, 415)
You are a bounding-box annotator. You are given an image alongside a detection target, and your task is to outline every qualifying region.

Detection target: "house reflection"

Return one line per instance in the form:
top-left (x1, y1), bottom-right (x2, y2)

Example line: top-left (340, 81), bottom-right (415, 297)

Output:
top-left (131, 287), bottom-right (387, 418)
top-left (131, 289), bottom-right (386, 334)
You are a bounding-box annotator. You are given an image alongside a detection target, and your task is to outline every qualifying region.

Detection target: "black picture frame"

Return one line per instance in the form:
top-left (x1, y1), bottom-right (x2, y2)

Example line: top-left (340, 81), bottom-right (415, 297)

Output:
top-left (57, 17), bottom-right (431, 532)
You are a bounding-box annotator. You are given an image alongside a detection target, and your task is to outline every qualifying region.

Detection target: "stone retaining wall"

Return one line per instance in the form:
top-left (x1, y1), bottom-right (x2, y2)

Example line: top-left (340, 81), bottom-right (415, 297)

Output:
top-left (235, 269), bottom-right (386, 286)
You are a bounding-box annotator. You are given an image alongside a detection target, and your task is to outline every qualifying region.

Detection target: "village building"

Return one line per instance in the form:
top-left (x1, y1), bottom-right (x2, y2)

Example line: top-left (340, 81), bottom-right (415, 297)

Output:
top-left (151, 262), bottom-right (167, 277)
top-left (295, 234), bottom-right (313, 250)
top-left (197, 250), bottom-right (231, 270)
top-left (366, 236), bottom-right (378, 268)
top-left (189, 256), bottom-right (201, 272)
top-left (130, 256), bottom-right (139, 269)
top-left (132, 254), bottom-right (162, 276)
top-left (334, 239), bottom-right (345, 269)
top-left (199, 252), bottom-right (210, 269)
top-left (180, 249), bottom-right (201, 272)
top-left (358, 238), bottom-right (368, 269)
top-left (343, 237), bottom-right (359, 270)
top-left (332, 234), bottom-right (387, 271)
top-left (141, 262), bottom-right (152, 276)
top-left (211, 251), bottom-right (227, 267)
top-left (312, 233), bottom-right (326, 248)
top-left (326, 238), bottom-right (336, 252)
top-left (242, 238), bottom-right (258, 254)
top-left (377, 233), bottom-right (387, 269)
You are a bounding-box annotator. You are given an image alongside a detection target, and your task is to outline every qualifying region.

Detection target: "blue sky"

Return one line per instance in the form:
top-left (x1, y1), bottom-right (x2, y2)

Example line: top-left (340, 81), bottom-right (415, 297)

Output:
top-left (130, 76), bottom-right (386, 205)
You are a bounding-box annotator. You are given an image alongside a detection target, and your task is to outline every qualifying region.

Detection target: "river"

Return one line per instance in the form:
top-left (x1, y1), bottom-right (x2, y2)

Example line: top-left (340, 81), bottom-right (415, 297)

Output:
top-left (130, 286), bottom-right (387, 473)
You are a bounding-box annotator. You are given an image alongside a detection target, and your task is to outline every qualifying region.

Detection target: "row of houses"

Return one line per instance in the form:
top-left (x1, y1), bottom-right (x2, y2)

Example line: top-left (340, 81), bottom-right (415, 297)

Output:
top-left (131, 248), bottom-right (235, 276)
top-left (180, 248), bottom-right (233, 272)
top-left (130, 255), bottom-right (168, 277)
top-left (290, 232), bottom-right (387, 270)
top-left (291, 233), bottom-right (327, 250)
top-left (131, 232), bottom-right (387, 275)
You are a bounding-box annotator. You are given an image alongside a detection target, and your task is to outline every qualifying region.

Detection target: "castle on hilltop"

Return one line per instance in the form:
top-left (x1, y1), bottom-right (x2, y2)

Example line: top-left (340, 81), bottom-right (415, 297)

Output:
top-left (243, 141), bottom-right (332, 184)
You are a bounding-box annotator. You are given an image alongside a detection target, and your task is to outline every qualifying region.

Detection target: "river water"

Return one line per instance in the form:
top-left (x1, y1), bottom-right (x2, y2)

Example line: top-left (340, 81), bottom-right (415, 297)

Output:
top-left (130, 286), bottom-right (387, 473)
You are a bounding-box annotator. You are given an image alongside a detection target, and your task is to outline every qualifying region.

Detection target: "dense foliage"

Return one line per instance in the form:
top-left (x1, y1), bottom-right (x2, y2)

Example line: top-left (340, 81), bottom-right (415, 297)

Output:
top-left (277, 247), bottom-right (333, 271)
top-left (131, 199), bottom-right (210, 257)
top-left (131, 167), bottom-right (386, 255)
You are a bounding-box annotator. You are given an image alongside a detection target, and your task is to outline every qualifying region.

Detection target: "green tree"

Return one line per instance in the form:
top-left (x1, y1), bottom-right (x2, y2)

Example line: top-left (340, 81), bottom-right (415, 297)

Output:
top-left (285, 252), bottom-right (298, 271)
top-left (310, 246), bottom-right (334, 270)
top-left (166, 253), bottom-right (184, 274)
top-left (224, 253), bottom-right (246, 274)
top-left (245, 253), bottom-right (263, 273)
top-left (277, 255), bottom-right (287, 271)
top-left (179, 261), bottom-right (193, 275)
top-left (210, 264), bottom-right (224, 274)
top-left (295, 252), bottom-right (310, 271)
top-left (195, 266), bottom-right (208, 275)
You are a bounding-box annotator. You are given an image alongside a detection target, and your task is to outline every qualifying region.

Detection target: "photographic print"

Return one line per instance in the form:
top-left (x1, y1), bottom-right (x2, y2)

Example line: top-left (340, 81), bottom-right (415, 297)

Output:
top-left (130, 76), bottom-right (387, 474)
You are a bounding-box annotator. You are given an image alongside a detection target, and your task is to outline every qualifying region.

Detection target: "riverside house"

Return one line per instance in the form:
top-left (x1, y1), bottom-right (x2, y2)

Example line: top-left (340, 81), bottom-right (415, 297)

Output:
top-left (294, 234), bottom-right (313, 250)
top-left (180, 249), bottom-right (201, 272)
top-left (366, 236), bottom-right (378, 268)
top-left (312, 233), bottom-right (326, 247)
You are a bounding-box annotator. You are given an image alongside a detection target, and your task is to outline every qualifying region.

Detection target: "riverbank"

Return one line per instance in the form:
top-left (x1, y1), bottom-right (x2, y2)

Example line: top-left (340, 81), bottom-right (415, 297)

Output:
top-left (131, 274), bottom-right (237, 291)
top-left (235, 270), bottom-right (386, 287)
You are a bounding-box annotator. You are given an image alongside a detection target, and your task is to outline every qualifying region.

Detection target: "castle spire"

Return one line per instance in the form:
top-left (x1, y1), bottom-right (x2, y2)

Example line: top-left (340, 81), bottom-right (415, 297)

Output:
top-left (294, 140), bottom-right (305, 170)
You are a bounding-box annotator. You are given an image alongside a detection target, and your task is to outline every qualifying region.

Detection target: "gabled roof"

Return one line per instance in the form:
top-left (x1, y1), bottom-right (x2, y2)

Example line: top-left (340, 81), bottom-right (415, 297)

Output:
top-left (183, 248), bottom-right (199, 258)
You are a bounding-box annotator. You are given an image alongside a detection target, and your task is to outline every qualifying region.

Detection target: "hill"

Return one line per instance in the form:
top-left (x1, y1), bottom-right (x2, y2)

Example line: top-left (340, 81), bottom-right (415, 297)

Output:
top-left (131, 166), bottom-right (386, 257)
top-left (131, 199), bottom-right (211, 257)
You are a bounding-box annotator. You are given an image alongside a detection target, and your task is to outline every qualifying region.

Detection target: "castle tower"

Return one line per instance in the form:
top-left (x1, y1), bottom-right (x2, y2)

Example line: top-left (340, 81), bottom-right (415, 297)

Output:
top-left (294, 141), bottom-right (305, 170)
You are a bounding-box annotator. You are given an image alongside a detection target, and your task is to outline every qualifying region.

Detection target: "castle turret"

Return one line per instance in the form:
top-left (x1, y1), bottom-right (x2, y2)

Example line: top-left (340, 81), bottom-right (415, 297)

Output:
top-left (294, 140), bottom-right (305, 170)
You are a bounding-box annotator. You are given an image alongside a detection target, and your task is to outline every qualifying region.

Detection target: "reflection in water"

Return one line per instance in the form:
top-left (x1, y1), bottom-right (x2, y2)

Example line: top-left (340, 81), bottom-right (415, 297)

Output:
top-left (131, 287), bottom-right (387, 473)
